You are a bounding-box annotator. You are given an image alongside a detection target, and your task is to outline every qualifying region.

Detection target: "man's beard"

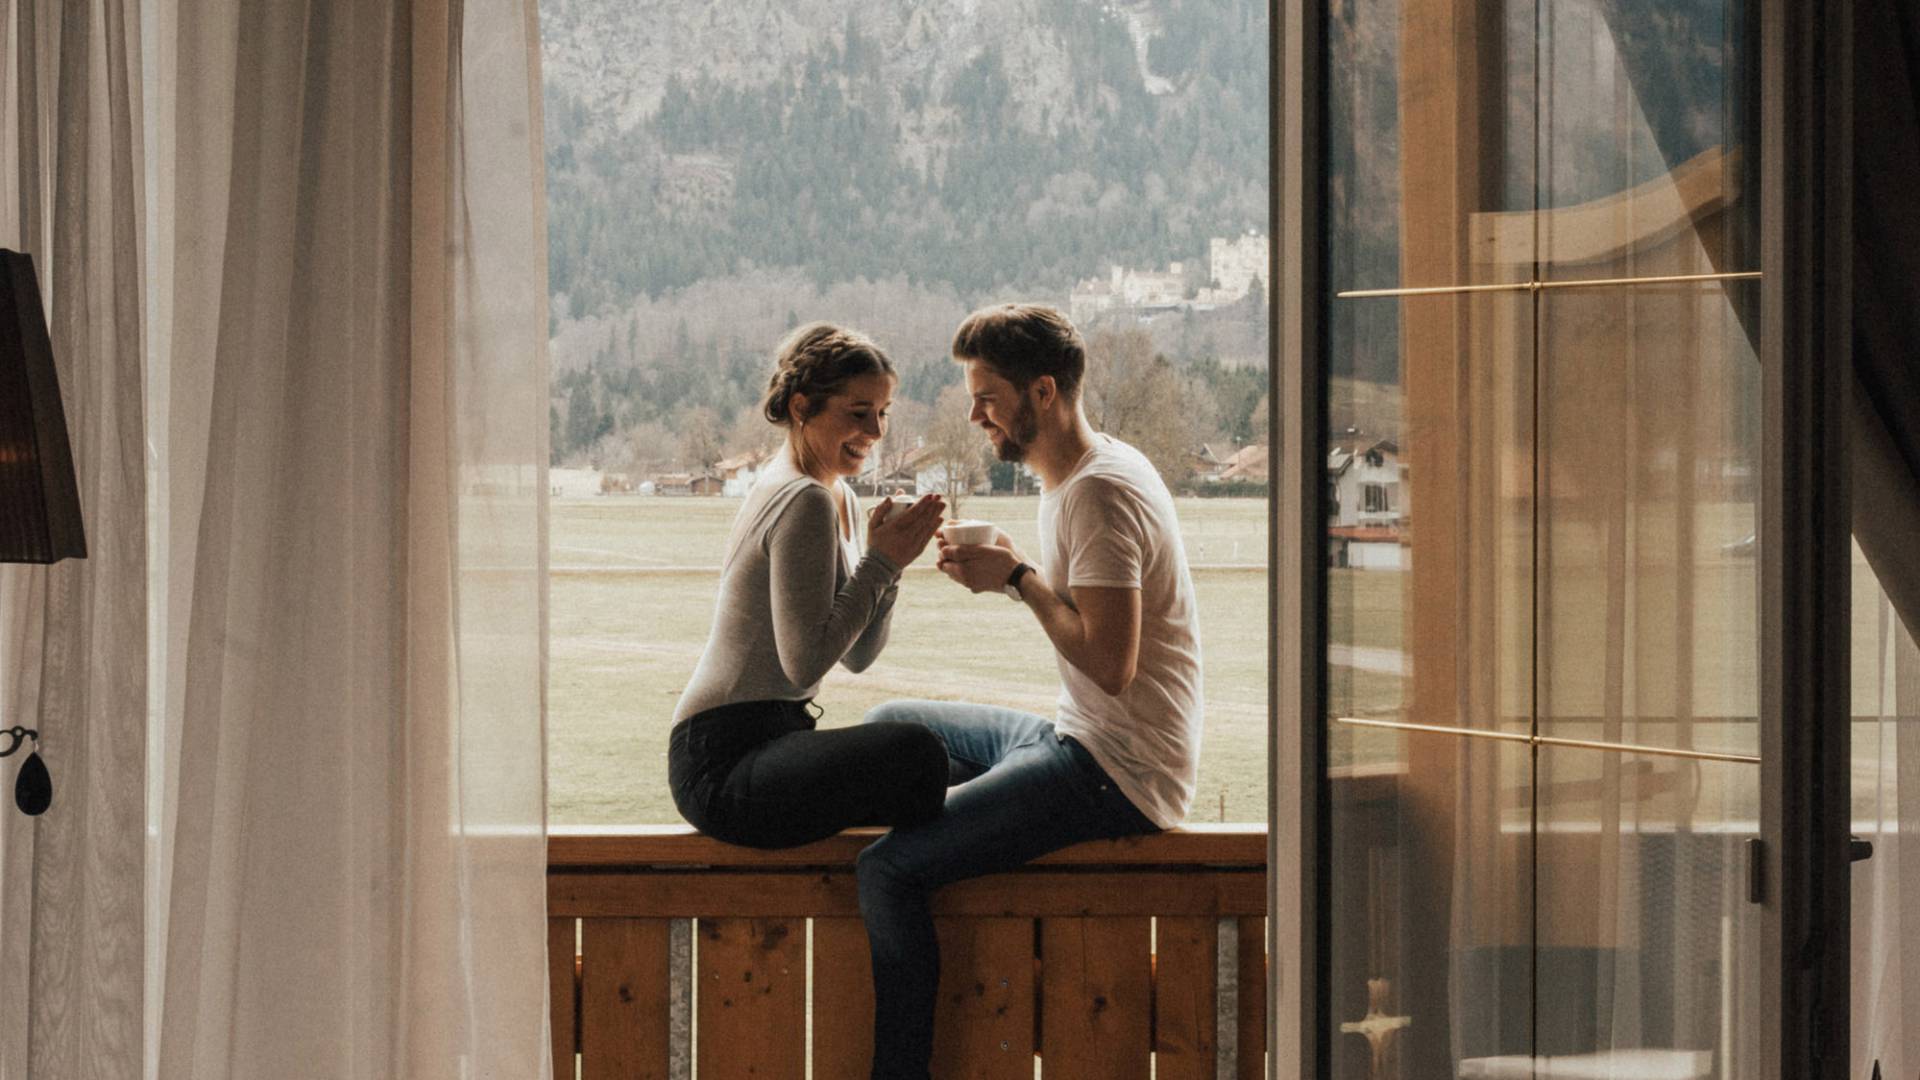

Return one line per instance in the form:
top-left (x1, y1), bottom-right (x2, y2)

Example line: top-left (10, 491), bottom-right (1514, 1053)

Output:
top-left (992, 397), bottom-right (1040, 463)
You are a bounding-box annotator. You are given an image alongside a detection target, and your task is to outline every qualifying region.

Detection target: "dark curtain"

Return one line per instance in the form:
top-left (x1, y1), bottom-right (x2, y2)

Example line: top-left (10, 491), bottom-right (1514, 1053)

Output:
top-left (1594, 0), bottom-right (1920, 639)
top-left (1851, 2), bottom-right (1920, 640)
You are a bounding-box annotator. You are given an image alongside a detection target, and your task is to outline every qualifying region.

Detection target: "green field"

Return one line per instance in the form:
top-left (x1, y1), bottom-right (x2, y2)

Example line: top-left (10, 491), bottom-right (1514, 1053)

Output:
top-left (549, 495), bottom-right (1291, 824)
top-left (547, 494), bottom-right (1905, 827)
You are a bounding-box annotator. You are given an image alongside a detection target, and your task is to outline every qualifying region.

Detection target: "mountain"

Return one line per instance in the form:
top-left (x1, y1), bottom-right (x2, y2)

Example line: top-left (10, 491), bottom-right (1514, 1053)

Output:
top-left (538, 0), bottom-right (1270, 319)
top-left (541, 0), bottom-right (1119, 141)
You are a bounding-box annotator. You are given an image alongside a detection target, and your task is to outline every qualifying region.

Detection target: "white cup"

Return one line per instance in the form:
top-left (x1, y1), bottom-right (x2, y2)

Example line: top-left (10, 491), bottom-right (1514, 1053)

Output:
top-left (942, 520), bottom-right (997, 546)
top-left (875, 494), bottom-right (916, 521)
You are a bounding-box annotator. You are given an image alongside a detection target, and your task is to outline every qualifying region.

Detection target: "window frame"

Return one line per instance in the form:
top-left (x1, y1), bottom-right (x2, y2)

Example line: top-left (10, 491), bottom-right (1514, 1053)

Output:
top-left (1269, 1), bottom-right (1856, 1075)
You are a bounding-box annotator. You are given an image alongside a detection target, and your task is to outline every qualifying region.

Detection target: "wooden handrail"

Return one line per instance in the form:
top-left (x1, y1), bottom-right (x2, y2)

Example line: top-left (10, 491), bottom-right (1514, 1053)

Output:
top-left (546, 826), bottom-right (1272, 1078)
top-left (547, 822), bottom-right (1268, 869)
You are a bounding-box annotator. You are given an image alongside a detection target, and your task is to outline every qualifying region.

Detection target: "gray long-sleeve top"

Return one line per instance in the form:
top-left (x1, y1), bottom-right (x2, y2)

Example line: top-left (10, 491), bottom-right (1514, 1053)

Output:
top-left (673, 452), bottom-right (902, 723)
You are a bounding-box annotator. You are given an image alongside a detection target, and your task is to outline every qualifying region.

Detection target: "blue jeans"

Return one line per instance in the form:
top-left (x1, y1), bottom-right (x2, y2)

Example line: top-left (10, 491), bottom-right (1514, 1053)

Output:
top-left (855, 700), bottom-right (1159, 1080)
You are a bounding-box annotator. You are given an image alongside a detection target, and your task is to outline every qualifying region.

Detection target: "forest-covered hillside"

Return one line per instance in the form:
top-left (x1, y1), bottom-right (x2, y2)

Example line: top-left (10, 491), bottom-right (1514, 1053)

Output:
top-left (539, 0), bottom-right (1273, 472)
top-left (543, 0), bottom-right (1267, 315)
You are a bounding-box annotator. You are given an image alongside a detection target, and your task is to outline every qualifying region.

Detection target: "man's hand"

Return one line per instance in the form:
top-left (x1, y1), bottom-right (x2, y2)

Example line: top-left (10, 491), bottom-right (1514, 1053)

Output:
top-left (937, 524), bottom-right (1140, 695)
top-left (936, 541), bottom-right (1022, 594)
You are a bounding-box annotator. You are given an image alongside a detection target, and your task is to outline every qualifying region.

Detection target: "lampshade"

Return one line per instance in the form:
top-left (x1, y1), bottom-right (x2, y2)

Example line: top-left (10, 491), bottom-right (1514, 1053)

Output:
top-left (0, 249), bottom-right (84, 564)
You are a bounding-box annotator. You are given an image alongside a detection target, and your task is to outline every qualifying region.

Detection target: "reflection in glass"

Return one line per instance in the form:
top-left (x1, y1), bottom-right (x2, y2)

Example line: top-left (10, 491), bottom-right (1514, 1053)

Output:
top-left (1537, 282), bottom-right (1760, 760)
top-left (1528, 749), bottom-right (1760, 1077)
top-left (1328, 736), bottom-right (1533, 1079)
top-left (1324, 1), bottom-right (1760, 1076)
top-left (1538, 0), bottom-right (1758, 278)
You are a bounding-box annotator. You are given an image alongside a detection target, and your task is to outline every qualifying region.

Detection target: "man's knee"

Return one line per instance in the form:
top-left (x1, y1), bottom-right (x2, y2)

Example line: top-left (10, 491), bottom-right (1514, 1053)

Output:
top-left (863, 699), bottom-right (921, 727)
top-left (856, 839), bottom-right (911, 898)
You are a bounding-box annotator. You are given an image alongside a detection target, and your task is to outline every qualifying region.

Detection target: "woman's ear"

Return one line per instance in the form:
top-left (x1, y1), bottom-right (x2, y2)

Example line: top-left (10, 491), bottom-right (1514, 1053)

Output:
top-left (789, 391), bottom-right (810, 424)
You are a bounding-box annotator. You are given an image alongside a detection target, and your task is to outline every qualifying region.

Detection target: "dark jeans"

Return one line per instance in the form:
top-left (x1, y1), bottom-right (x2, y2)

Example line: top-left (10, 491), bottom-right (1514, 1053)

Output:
top-left (667, 698), bottom-right (949, 850)
top-left (855, 700), bottom-right (1160, 1080)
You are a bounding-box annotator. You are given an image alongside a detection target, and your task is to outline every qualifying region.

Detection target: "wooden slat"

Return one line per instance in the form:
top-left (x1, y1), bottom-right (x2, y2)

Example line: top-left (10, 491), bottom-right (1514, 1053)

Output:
top-left (812, 916), bottom-right (1040, 1077)
top-left (810, 917), bottom-right (874, 1077)
top-left (1236, 916), bottom-right (1267, 1080)
top-left (548, 918), bottom-right (579, 1080)
top-left (1153, 916), bottom-right (1219, 1080)
top-left (548, 824), bottom-right (1267, 869)
top-left (579, 917), bottom-right (670, 1080)
top-left (696, 917), bottom-right (806, 1078)
top-left (1039, 917), bottom-right (1153, 1079)
top-left (932, 917), bottom-right (1036, 1079)
top-left (551, 870), bottom-right (1265, 919)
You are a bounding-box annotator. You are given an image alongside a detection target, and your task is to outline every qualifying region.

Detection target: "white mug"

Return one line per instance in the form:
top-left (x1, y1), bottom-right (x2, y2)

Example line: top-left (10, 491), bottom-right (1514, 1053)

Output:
top-left (942, 520), bottom-right (996, 546)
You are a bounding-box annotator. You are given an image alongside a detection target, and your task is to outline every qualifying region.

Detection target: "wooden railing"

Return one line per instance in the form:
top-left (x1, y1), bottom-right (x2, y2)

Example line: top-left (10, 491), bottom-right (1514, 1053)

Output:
top-left (548, 824), bottom-right (1268, 1079)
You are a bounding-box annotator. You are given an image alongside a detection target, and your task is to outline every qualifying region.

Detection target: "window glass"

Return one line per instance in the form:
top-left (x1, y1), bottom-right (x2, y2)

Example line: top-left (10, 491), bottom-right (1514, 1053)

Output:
top-left (541, 0), bottom-right (1271, 825)
top-left (1324, 1), bottom-right (1761, 1075)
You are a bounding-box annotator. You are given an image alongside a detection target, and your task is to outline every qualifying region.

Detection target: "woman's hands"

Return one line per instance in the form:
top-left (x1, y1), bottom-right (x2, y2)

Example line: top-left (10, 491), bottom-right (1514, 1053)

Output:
top-left (866, 492), bottom-right (946, 569)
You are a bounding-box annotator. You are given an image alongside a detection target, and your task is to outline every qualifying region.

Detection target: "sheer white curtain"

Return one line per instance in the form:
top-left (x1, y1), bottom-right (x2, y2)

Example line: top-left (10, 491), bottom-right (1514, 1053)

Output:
top-left (1851, 566), bottom-right (1919, 1080)
top-left (1, 0), bottom-right (550, 1075)
top-left (0, 1), bottom-right (149, 1077)
top-left (146, 0), bottom-right (550, 1075)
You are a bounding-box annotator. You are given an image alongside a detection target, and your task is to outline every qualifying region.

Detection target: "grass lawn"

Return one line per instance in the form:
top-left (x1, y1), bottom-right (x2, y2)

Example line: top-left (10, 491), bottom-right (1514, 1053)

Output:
top-left (548, 493), bottom-right (1904, 828)
top-left (549, 495), bottom-right (1294, 824)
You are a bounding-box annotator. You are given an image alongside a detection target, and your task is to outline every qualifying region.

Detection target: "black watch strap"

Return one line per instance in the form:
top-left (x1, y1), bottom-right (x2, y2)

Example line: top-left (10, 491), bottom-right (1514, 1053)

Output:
top-left (1005, 562), bottom-right (1034, 598)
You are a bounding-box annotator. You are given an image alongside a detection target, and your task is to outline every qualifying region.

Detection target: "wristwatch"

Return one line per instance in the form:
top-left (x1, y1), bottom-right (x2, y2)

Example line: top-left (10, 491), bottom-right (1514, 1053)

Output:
top-left (1004, 562), bottom-right (1034, 601)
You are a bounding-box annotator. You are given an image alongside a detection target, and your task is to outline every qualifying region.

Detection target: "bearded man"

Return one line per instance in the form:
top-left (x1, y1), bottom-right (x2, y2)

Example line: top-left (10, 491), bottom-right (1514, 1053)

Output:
top-left (854, 303), bottom-right (1206, 1080)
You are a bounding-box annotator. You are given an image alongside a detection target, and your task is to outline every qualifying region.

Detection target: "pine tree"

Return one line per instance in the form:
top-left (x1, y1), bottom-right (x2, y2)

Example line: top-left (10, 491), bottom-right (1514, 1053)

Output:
top-left (564, 383), bottom-right (596, 463)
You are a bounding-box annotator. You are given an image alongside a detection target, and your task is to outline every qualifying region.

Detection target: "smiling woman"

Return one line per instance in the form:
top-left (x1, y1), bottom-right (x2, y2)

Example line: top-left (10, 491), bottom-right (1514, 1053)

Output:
top-left (540, 0), bottom-right (1274, 840)
top-left (665, 323), bottom-right (954, 849)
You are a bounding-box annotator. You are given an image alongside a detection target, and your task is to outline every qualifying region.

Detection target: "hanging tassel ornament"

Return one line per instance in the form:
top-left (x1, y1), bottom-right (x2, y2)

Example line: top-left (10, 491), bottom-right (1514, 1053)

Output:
top-left (0, 726), bottom-right (50, 815)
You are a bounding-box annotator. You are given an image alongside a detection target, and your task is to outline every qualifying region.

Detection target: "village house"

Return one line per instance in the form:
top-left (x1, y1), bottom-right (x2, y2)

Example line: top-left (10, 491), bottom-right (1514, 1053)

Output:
top-left (651, 472), bottom-right (692, 496)
top-left (876, 444), bottom-right (992, 497)
top-left (1192, 443), bottom-right (1228, 482)
top-left (1327, 433), bottom-right (1407, 569)
top-left (712, 448), bottom-right (769, 497)
top-left (1216, 443), bottom-right (1269, 484)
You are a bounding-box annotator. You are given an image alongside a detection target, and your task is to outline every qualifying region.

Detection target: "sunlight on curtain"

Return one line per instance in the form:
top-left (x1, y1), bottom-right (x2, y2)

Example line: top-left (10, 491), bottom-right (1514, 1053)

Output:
top-left (1850, 558), bottom-right (1919, 1080)
top-left (142, 0), bottom-right (550, 1076)
top-left (0, 1), bottom-right (149, 1077)
top-left (1849, 8), bottom-right (1920, 1072)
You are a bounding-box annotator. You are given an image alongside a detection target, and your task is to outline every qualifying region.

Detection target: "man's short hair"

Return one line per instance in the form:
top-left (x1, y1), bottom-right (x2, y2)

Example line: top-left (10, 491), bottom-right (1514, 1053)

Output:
top-left (951, 303), bottom-right (1085, 401)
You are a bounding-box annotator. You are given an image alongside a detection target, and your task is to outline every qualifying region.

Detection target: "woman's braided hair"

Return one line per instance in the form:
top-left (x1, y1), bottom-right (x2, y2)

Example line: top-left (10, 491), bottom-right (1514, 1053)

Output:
top-left (762, 322), bottom-right (895, 427)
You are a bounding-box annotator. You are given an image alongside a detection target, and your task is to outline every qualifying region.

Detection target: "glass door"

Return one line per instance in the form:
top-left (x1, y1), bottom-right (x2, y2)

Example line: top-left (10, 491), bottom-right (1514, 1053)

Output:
top-left (1305, 2), bottom-right (1784, 1076)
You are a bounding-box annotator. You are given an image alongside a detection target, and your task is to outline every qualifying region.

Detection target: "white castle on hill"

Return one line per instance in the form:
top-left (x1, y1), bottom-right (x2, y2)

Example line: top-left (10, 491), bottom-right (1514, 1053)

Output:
top-left (1070, 231), bottom-right (1269, 323)
top-left (1200, 231), bottom-right (1270, 305)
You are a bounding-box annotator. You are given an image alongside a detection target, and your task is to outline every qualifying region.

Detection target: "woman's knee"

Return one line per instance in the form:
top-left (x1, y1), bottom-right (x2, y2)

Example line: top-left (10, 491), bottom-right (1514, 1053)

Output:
top-left (889, 722), bottom-right (949, 780)
top-left (870, 723), bottom-right (947, 822)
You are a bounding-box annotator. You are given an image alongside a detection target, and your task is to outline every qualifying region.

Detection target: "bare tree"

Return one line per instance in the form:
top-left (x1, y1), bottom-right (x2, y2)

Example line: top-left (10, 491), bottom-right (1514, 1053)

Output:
top-left (873, 397), bottom-right (930, 495)
top-left (622, 421), bottom-right (677, 474)
top-left (725, 403), bottom-right (777, 460)
top-left (1082, 329), bottom-right (1197, 487)
top-left (677, 405), bottom-right (726, 474)
top-left (924, 384), bottom-right (987, 515)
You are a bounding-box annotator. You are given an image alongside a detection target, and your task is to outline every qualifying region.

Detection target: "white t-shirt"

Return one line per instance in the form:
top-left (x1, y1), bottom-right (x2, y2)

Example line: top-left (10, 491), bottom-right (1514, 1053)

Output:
top-left (1039, 435), bottom-right (1203, 828)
